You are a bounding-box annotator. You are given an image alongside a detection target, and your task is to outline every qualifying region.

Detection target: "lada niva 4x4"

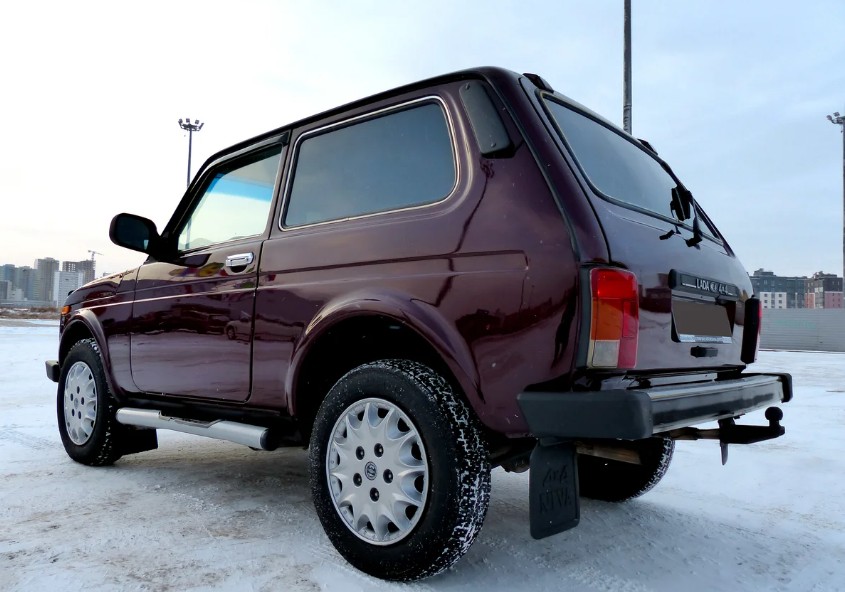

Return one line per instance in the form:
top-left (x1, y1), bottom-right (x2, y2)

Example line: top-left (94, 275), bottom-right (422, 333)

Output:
top-left (46, 67), bottom-right (792, 581)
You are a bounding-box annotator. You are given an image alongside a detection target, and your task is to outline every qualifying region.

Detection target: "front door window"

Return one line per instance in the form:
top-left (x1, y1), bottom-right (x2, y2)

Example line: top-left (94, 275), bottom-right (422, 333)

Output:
top-left (179, 146), bottom-right (282, 250)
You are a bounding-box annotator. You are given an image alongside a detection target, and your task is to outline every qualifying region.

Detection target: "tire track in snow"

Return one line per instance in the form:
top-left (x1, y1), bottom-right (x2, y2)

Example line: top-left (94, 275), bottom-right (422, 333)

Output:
top-left (567, 565), bottom-right (655, 592)
top-left (0, 426), bottom-right (55, 451)
top-left (305, 540), bottom-right (438, 592)
top-left (486, 472), bottom-right (654, 591)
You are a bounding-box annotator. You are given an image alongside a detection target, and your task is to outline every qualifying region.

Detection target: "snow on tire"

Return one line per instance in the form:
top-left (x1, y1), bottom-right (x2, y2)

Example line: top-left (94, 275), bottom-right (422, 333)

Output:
top-left (578, 437), bottom-right (675, 502)
top-left (309, 359), bottom-right (491, 581)
top-left (57, 339), bottom-right (125, 466)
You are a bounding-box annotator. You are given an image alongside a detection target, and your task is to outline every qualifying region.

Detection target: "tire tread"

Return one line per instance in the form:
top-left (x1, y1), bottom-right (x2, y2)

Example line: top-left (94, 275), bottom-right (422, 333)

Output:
top-left (309, 359), bottom-right (491, 581)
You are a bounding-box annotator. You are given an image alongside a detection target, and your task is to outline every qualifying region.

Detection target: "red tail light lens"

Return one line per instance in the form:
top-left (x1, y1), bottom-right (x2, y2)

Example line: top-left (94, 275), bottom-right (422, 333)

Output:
top-left (588, 268), bottom-right (639, 369)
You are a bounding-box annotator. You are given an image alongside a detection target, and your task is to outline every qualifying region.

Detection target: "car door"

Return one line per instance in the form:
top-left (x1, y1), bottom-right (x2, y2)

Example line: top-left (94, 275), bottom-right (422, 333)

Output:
top-left (130, 143), bottom-right (284, 401)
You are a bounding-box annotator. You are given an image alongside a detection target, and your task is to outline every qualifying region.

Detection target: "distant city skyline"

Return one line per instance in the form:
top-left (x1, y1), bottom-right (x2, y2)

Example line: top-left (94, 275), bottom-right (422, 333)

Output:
top-left (0, 252), bottom-right (135, 280)
top-left (1, 255), bottom-right (103, 277)
top-left (750, 268), bottom-right (843, 309)
top-left (1, 256), bottom-right (96, 306)
top-left (751, 267), bottom-right (843, 279)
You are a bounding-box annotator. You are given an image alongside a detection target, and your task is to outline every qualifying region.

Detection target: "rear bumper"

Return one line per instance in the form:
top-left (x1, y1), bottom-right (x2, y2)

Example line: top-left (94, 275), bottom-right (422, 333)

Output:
top-left (517, 373), bottom-right (792, 440)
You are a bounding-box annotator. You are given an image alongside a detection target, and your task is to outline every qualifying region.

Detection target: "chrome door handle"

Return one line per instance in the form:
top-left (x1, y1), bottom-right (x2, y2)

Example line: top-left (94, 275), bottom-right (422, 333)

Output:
top-left (225, 252), bottom-right (254, 268)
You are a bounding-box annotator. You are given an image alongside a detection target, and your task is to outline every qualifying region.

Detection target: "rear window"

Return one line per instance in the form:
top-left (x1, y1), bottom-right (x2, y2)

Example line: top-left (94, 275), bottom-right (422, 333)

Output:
top-left (544, 99), bottom-right (679, 221)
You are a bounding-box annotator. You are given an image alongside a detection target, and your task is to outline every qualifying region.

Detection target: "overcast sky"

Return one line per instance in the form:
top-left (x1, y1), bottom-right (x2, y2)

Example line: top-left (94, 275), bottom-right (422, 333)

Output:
top-left (1, 1), bottom-right (843, 278)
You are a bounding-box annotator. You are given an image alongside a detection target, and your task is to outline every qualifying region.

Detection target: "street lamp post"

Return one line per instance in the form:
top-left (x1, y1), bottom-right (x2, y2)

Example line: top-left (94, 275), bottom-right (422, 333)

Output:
top-left (178, 118), bottom-right (204, 187)
top-left (622, 0), bottom-right (632, 134)
top-left (827, 111), bottom-right (845, 284)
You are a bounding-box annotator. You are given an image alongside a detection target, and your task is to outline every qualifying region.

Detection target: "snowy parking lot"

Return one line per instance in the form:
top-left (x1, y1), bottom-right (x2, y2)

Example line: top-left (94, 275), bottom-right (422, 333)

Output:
top-left (2, 319), bottom-right (844, 591)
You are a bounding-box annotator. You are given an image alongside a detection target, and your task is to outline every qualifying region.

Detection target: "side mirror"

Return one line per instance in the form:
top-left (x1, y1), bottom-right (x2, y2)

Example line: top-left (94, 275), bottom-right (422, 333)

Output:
top-left (109, 213), bottom-right (161, 256)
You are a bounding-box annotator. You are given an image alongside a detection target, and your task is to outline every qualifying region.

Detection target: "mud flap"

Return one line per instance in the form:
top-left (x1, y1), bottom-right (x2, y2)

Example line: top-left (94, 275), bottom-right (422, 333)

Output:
top-left (118, 427), bottom-right (159, 456)
top-left (528, 440), bottom-right (580, 539)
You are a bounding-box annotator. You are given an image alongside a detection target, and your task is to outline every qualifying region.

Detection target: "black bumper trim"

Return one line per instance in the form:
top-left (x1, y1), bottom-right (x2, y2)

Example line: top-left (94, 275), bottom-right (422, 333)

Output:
top-left (45, 360), bottom-right (60, 383)
top-left (517, 373), bottom-right (791, 440)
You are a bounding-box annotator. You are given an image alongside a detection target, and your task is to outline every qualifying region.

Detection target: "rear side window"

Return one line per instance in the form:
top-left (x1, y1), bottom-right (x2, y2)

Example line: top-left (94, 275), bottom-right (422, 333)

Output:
top-left (544, 99), bottom-right (677, 221)
top-left (284, 101), bottom-right (455, 227)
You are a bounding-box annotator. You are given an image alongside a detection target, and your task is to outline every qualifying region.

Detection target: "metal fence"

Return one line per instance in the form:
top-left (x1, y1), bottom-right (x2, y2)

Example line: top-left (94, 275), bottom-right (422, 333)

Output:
top-left (761, 308), bottom-right (845, 352)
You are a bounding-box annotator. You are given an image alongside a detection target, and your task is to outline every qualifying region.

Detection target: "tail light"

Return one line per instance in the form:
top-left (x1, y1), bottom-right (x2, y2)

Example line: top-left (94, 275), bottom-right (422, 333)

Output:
top-left (741, 297), bottom-right (761, 364)
top-left (587, 268), bottom-right (639, 369)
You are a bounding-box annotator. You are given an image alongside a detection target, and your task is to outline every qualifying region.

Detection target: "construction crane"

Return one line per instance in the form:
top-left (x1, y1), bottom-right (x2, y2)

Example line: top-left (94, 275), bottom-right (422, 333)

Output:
top-left (88, 250), bottom-right (103, 261)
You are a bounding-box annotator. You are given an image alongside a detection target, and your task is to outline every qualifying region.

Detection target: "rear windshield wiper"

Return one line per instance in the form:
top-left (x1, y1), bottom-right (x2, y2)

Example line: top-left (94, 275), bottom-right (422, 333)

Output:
top-left (670, 186), bottom-right (691, 221)
top-left (641, 139), bottom-right (704, 247)
top-left (685, 206), bottom-right (703, 247)
top-left (674, 185), bottom-right (703, 247)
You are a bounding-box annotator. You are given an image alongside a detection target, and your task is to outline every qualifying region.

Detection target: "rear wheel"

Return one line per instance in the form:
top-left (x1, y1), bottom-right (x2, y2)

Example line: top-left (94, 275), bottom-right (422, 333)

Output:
top-left (578, 437), bottom-right (674, 502)
top-left (309, 359), bottom-right (491, 581)
top-left (57, 339), bottom-right (124, 466)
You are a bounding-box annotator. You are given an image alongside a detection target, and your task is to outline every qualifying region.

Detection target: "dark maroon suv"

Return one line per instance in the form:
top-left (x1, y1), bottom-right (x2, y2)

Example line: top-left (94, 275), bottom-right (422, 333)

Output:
top-left (46, 67), bottom-right (791, 581)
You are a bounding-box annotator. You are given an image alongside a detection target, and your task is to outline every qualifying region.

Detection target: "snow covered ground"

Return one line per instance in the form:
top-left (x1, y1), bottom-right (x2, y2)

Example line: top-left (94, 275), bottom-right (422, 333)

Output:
top-left (2, 319), bottom-right (844, 591)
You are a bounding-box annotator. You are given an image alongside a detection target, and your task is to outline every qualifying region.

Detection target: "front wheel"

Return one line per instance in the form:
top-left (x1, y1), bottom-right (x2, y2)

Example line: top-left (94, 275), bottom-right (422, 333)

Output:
top-left (57, 339), bottom-right (124, 466)
top-left (309, 360), bottom-right (491, 581)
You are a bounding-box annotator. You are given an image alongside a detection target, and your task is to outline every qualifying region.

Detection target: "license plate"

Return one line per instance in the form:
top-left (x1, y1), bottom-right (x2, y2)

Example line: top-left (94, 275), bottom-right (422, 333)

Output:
top-left (672, 299), bottom-right (732, 344)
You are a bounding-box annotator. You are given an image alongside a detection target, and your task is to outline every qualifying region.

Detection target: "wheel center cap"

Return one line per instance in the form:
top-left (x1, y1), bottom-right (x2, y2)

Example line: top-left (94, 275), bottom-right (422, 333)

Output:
top-left (365, 461), bottom-right (377, 481)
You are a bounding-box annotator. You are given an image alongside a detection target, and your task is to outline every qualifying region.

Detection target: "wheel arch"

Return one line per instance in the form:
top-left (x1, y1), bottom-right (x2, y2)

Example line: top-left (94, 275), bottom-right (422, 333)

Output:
top-left (59, 312), bottom-right (117, 394)
top-left (288, 291), bottom-right (482, 439)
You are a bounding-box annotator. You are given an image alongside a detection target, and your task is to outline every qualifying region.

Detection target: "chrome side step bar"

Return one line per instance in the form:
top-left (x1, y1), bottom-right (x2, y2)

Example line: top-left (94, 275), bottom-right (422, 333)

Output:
top-left (116, 408), bottom-right (277, 451)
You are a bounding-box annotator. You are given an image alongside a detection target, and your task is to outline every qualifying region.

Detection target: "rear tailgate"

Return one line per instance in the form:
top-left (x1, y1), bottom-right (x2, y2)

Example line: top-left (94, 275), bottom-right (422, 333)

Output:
top-left (596, 204), bottom-right (751, 371)
top-left (532, 86), bottom-right (753, 373)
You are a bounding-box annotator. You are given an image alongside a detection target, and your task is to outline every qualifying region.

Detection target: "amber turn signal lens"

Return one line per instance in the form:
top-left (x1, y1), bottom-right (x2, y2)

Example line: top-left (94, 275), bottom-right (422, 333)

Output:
top-left (60, 306), bottom-right (71, 315)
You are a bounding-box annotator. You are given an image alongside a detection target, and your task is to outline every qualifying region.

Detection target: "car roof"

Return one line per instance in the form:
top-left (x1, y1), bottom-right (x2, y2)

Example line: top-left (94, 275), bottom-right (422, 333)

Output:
top-left (192, 66), bottom-right (524, 180)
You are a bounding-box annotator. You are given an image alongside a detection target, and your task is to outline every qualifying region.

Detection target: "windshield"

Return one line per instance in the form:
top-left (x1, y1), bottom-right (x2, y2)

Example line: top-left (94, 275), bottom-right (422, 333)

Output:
top-left (544, 98), bottom-right (685, 223)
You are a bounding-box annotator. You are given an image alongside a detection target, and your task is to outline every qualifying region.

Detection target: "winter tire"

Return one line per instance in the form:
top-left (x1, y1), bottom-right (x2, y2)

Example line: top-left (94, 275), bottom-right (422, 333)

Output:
top-left (578, 437), bottom-right (674, 502)
top-left (57, 339), bottom-right (125, 466)
top-left (309, 359), bottom-right (491, 581)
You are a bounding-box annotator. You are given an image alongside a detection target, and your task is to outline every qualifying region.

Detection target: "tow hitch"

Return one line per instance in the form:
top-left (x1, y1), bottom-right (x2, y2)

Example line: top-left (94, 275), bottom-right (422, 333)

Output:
top-left (669, 406), bottom-right (785, 465)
